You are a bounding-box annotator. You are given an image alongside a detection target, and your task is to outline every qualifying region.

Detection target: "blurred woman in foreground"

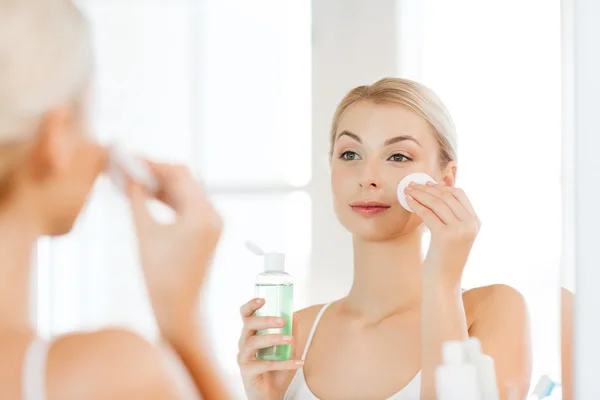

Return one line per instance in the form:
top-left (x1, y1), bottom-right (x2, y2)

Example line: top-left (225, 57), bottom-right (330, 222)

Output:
top-left (0, 0), bottom-right (230, 398)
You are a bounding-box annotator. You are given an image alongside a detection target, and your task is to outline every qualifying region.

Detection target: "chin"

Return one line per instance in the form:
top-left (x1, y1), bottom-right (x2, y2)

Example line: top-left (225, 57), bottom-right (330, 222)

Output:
top-left (46, 213), bottom-right (79, 236)
top-left (352, 227), bottom-right (402, 242)
top-left (47, 223), bottom-right (75, 236)
top-left (336, 208), bottom-right (421, 242)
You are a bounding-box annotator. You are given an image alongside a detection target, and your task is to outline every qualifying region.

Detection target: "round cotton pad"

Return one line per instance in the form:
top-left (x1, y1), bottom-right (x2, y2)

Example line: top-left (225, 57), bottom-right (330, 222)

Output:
top-left (106, 143), bottom-right (158, 194)
top-left (397, 172), bottom-right (436, 212)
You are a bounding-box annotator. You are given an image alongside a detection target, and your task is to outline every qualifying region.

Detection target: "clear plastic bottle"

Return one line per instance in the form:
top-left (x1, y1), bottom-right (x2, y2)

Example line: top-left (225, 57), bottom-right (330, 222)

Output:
top-left (435, 340), bottom-right (481, 400)
top-left (247, 242), bottom-right (294, 361)
top-left (463, 337), bottom-right (499, 400)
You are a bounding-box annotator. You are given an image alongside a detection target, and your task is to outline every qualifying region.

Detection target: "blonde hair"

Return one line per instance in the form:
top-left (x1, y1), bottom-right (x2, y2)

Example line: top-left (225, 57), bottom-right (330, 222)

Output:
top-left (330, 77), bottom-right (458, 166)
top-left (0, 0), bottom-right (92, 195)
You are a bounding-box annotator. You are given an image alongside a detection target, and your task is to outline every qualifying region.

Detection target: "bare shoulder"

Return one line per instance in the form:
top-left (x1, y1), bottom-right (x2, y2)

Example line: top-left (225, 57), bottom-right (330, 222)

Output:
top-left (296, 304), bottom-right (327, 324)
top-left (47, 328), bottom-right (178, 400)
top-left (294, 304), bottom-right (329, 356)
top-left (463, 283), bottom-right (526, 306)
top-left (463, 284), bottom-right (528, 330)
top-left (296, 304), bottom-right (328, 335)
top-left (463, 285), bottom-right (532, 396)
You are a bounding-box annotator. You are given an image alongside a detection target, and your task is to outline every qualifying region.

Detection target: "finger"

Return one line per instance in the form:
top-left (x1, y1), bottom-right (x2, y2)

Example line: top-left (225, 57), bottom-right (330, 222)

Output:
top-left (146, 161), bottom-right (190, 182)
top-left (127, 181), bottom-right (153, 234)
top-left (145, 162), bottom-right (199, 213)
top-left (244, 316), bottom-right (287, 332)
top-left (414, 183), bottom-right (471, 221)
top-left (238, 316), bottom-right (287, 350)
top-left (291, 313), bottom-right (299, 359)
top-left (238, 298), bottom-right (267, 349)
top-left (406, 186), bottom-right (456, 225)
top-left (239, 334), bottom-right (293, 361)
top-left (444, 186), bottom-right (477, 216)
top-left (242, 359), bottom-right (304, 376)
top-left (240, 298), bottom-right (265, 318)
top-left (406, 194), bottom-right (445, 231)
top-left (238, 298), bottom-right (265, 348)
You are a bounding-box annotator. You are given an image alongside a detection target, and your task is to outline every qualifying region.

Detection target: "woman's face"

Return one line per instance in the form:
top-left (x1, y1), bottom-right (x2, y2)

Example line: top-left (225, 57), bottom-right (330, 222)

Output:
top-left (330, 101), bottom-right (454, 241)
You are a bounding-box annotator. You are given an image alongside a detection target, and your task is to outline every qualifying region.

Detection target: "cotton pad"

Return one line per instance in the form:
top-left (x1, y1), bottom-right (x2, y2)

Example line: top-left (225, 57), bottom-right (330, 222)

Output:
top-left (106, 143), bottom-right (158, 194)
top-left (397, 172), bottom-right (436, 212)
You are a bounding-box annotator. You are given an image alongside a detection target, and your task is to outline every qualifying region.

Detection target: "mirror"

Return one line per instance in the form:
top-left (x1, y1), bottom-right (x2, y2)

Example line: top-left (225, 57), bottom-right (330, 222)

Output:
top-left (33, 0), bottom-right (569, 398)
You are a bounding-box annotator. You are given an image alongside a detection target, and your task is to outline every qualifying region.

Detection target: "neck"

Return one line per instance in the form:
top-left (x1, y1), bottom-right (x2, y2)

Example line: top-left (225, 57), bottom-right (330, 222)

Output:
top-left (344, 229), bottom-right (425, 322)
top-left (0, 196), bottom-right (42, 333)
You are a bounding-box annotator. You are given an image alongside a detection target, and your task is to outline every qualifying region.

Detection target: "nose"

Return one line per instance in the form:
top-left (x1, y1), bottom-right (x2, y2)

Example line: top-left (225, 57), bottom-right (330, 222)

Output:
top-left (358, 161), bottom-right (382, 189)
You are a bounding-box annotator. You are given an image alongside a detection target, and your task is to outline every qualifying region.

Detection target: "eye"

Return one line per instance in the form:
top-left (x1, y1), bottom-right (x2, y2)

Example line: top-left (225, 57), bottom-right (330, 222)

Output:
top-left (388, 153), bottom-right (412, 163)
top-left (340, 151), bottom-right (361, 161)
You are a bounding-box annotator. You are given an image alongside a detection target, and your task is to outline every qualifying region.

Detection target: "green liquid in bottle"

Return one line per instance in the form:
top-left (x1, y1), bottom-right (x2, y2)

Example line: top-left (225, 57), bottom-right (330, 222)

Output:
top-left (255, 283), bottom-right (293, 361)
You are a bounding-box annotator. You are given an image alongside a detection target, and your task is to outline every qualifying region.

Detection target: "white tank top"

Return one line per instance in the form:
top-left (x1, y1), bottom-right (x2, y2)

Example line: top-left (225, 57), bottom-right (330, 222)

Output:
top-left (21, 337), bottom-right (201, 400)
top-left (283, 302), bottom-right (422, 400)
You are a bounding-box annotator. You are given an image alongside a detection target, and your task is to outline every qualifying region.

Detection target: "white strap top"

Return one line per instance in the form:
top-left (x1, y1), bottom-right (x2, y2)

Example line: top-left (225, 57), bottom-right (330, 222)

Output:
top-left (21, 336), bottom-right (201, 400)
top-left (22, 338), bottom-right (49, 400)
top-left (283, 303), bottom-right (422, 400)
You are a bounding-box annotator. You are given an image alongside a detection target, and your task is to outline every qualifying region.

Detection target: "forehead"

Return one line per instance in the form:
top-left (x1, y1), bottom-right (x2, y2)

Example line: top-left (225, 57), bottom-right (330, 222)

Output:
top-left (336, 101), bottom-right (435, 145)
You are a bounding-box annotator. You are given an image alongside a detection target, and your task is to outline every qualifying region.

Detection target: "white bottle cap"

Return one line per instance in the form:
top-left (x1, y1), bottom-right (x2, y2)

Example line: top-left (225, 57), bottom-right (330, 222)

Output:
top-left (245, 241), bottom-right (285, 272)
top-left (396, 172), bottom-right (436, 212)
top-left (442, 340), bottom-right (465, 364)
top-left (264, 252), bottom-right (285, 272)
top-left (463, 337), bottom-right (482, 362)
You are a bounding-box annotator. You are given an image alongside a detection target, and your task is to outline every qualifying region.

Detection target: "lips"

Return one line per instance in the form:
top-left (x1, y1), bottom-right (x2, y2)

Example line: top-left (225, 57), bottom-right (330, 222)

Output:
top-left (350, 201), bottom-right (391, 216)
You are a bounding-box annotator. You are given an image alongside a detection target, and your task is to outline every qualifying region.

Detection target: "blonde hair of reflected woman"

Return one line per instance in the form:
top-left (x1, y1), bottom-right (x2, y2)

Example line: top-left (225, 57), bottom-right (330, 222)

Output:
top-left (0, 0), bottom-right (93, 195)
top-left (330, 77), bottom-right (458, 167)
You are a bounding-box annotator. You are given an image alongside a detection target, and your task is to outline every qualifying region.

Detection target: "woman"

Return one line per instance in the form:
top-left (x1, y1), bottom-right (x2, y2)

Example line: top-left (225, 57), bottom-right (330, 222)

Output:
top-left (237, 78), bottom-right (532, 399)
top-left (0, 0), bottom-right (231, 398)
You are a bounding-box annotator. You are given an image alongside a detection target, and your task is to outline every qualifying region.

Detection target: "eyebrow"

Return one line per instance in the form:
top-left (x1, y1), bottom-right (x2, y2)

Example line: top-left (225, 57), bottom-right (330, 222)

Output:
top-left (337, 130), bottom-right (422, 147)
top-left (337, 130), bottom-right (362, 143)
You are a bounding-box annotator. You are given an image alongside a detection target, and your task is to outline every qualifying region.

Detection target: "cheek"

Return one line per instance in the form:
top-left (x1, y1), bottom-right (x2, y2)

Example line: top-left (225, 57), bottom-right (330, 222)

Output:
top-left (384, 169), bottom-right (407, 188)
top-left (330, 164), bottom-right (355, 198)
top-left (71, 141), bottom-right (104, 189)
top-left (330, 167), bottom-right (343, 191)
top-left (417, 153), bottom-right (443, 176)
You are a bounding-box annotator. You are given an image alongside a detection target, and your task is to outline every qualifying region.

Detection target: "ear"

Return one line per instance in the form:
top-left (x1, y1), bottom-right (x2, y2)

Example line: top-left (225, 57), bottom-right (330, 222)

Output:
top-left (440, 160), bottom-right (457, 187)
top-left (28, 105), bottom-right (75, 181)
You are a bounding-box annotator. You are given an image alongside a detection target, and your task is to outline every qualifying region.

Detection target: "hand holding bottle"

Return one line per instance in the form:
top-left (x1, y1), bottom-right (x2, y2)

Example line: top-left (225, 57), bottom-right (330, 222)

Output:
top-left (237, 299), bottom-right (303, 400)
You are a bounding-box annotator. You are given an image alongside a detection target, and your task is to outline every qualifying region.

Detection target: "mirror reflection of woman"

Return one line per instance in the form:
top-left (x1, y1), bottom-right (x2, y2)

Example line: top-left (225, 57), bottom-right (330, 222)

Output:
top-left (0, 1), bottom-right (231, 399)
top-left (238, 78), bottom-right (532, 399)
